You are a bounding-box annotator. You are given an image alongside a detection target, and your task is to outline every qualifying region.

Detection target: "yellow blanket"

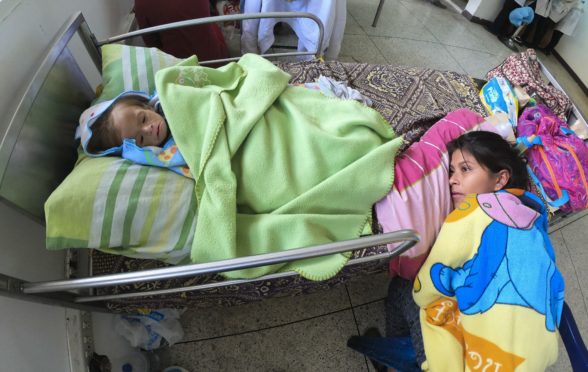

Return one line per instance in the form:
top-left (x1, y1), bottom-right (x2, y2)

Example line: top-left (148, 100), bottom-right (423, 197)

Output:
top-left (413, 190), bottom-right (564, 371)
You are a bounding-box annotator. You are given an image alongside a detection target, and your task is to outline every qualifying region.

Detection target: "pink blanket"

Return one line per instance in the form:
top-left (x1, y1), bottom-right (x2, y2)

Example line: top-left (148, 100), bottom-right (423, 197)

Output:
top-left (375, 109), bottom-right (487, 279)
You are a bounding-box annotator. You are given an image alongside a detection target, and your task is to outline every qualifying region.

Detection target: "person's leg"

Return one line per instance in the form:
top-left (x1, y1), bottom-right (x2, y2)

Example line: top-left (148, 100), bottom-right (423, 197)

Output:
top-left (348, 277), bottom-right (422, 371)
top-left (385, 276), bottom-right (411, 338)
top-left (487, 0), bottom-right (519, 37)
top-left (398, 279), bottom-right (426, 367)
top-left (530, 15), bottom-right (551, 48)
top-left (387, 277), bottom-right (424, 369)
top-left (541, 30), bottom-right (563, 55)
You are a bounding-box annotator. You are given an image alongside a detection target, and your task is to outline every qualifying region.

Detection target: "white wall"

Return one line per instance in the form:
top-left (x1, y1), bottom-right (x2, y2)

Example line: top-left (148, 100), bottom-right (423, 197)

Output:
top-left (0, 1), bottom-right (132, 371)
top-left (555, 10), bottom-right (588, 86)
top-left (465, 0), bottom-right (505, 21)
top-left (0, 298), bottom-right (71, 372)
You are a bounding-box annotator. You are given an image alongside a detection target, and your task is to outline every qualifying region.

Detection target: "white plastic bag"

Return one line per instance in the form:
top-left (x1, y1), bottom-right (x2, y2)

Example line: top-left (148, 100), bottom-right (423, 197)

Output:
top-left (115, 309), bottom-right (184, 350)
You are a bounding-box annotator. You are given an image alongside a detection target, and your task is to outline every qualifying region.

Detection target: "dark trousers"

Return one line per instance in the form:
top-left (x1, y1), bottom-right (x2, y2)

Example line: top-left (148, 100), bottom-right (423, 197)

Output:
top-left (385, 276), bottom-right (426, 366)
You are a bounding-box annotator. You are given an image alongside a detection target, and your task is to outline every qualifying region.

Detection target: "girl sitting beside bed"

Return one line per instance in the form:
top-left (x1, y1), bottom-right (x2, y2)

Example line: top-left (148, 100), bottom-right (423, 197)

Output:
top-left (349, 131), bottom-right (565, 372)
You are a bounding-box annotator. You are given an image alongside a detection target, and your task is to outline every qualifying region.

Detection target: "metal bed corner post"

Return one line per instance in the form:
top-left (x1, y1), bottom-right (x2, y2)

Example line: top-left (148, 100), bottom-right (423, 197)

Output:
top-left (372, 0), bottom-right (386, 27)
top-left (98, 12), bottom-right (326, 63)
top-left (0, 11), bottom-right (108, 312)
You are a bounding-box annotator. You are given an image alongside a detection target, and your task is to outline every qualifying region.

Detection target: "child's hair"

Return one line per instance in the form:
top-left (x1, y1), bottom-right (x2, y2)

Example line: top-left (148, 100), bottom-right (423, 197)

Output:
top-left (87, 96), bottom-right (152, 153)
top-left (447, 131), bottom-right (529, 189)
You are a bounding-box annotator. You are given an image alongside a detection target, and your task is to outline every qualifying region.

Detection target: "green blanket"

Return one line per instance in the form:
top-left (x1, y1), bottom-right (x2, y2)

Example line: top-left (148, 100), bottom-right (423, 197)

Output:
top-left (155, 54), bottom-right (403, 280)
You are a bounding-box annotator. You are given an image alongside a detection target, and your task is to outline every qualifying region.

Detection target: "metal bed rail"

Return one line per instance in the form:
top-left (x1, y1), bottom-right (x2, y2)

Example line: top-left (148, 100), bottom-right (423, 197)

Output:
top-left (1, 230), bottom-right (419, 311)
top-left (94, 12), bottom-right (325, 68)
top-left (538, 59), bottom-right (588, 131)
top-left (76, 252), bottom-right (407, 303)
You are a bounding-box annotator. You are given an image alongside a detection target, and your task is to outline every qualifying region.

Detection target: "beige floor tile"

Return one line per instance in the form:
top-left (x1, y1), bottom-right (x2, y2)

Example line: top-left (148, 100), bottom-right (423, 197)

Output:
top-left (550, 210), bottom-right (588, 233)
top-left (559, 219), bottom-right (588, 314)
top-left (444, 45), bottom-right (506, 79)
top-left (370, 36), bottom-right (466, 73)
top-left (348, 0), bottom-right (437, 42)
top-left (353, 300), bottom-right (387, 336)
top-left (180, 285), bottom-right (350, 341)
top-left (345, 271), bottom-right (389, 306)
top-left (338, 34), bottom-right (389, 64)
top-left (170, 310), bottom-right (369, 371)
top-left (403, 2), bottom-right (510, 56)
top-left (549, 230), bottom-right (586, 370)
top-left (345, 11), bottom-right (367, 36)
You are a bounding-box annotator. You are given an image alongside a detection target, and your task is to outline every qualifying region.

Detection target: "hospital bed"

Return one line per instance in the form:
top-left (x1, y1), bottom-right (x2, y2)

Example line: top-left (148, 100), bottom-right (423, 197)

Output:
top-left (0, 10), bottom-right (586, 322)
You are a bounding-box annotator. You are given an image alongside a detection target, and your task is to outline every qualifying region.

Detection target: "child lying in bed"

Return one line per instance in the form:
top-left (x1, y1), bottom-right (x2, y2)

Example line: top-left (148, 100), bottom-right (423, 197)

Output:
top-left (76, 91), bottom-right (193, 178)
top-left (349, 131), bottom-right (564, 371)
top-left (75, 77), bottom-right (372, 179)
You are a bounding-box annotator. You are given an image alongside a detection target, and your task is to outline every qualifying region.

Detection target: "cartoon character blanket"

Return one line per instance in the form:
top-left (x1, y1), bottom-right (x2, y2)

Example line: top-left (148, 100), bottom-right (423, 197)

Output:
top-left (154, 54), bottom-right (404, 280)
top-left (413, 189), bottom-right (565, 371)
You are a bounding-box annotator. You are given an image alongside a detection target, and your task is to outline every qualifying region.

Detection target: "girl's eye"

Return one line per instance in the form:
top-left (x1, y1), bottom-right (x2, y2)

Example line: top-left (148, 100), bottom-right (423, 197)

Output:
top-left (142, 115), bottom-right (146, 123)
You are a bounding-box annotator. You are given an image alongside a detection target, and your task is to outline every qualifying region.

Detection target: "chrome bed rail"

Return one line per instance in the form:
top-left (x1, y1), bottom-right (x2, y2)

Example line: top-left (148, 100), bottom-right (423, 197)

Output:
top-left (97, 12), bottom-right (325, 66)
top-left (2, 230), bottom-right (419, 311)
top-left (23, 230), bottom-right (418, 294)
top-left (538, 59), bottom-right (588, 134)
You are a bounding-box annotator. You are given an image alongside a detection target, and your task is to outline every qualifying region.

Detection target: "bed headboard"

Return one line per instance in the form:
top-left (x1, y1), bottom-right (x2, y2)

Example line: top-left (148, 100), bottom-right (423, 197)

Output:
top-left (0, 12), bottom-right (97, 223)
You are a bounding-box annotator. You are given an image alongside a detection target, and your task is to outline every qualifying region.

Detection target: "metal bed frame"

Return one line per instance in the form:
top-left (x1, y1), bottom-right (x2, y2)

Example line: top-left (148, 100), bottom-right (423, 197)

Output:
top-left (0, 11), bottom-right (420, 312)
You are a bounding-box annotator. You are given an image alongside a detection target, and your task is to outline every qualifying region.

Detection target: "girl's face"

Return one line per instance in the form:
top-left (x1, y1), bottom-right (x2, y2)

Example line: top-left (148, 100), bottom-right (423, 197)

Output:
top-left (449, 149), bottom-right (509, 206)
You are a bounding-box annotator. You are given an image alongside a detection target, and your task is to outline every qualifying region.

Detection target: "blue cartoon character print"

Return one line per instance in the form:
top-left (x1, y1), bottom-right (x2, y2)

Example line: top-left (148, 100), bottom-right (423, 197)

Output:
top-left (430, 192), bottom-right (565, 332)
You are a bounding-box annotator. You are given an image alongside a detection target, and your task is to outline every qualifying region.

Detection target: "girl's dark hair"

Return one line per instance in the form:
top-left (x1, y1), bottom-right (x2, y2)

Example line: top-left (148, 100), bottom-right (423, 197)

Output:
top-left (447, 131), bottom-right (529, 189)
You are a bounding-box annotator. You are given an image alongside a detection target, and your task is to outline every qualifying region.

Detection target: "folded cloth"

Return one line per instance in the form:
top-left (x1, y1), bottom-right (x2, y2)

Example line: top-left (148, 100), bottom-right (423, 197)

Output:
top-left (302, 75), bottom-right (373, 106)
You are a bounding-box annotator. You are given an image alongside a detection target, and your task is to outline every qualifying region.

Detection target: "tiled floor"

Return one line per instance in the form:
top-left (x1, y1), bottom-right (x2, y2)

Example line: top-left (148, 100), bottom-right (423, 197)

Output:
top-left (164, 0), bottom-right (588, 370)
